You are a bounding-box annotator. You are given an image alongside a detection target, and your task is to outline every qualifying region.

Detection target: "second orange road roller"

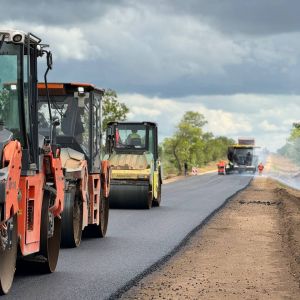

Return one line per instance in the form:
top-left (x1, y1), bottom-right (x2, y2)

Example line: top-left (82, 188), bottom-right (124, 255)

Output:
top-left (38, 83), bottom-right (110, 248)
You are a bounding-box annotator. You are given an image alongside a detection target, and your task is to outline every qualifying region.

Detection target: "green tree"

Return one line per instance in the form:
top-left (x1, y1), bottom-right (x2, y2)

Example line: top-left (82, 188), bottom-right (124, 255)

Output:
top-left (278, 122), bottom-right (300, 163)
top-left (102, 89), bottom-right (129, 132)
top-left (163, 137), bottom-right (182, 173)
top-left (289, 122), bottom-right (300, 142)
top-left (181, 111), bottom-right (207, 128)
top-left (162, 110), bottom-right (236, 175)
top-left (162, 111), bottom-right (206, 174)
top-left (0, 89), bottom-right (9, 121)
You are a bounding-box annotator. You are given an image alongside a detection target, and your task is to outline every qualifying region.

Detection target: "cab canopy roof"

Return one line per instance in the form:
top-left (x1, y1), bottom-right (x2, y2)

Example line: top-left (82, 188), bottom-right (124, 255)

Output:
top-left (230, 144), bottom-right (255, 148)
top-left (230, 137), bottom-right (259, 148)
top-left (230, 144), bottom-right (260, 149)
top-left (0, 29), bottom-right (41, 44)
top-left (38, 82), bottom-right (104, 96)
top-left (108, 121), bottom-right (157, 127)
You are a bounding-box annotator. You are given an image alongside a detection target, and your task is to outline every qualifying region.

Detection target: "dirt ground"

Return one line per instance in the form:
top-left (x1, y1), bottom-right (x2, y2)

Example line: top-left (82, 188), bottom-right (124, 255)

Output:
top-left (121, 177), bottom-right (300, 299)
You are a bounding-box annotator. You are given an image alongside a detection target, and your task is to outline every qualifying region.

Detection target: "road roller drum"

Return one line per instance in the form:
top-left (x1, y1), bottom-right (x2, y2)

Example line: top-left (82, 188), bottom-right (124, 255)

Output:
top-left (109, 180), bottom-right (151, 209)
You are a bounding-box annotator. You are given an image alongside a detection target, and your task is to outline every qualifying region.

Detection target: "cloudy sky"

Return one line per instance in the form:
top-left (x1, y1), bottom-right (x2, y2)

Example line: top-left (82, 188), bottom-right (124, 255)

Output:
top-left (2, 0), bottom-right (300, 150)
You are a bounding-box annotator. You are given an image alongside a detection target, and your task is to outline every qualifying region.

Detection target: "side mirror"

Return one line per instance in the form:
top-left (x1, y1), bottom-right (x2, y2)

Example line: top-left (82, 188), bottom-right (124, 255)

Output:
top-left (47, 51), bottom-right (53, 70)
top-left (105, 128), bottom-right (114, 154)
top-left (106, 127), bottom-right (113, 137)
top-left (51, 117), bottom-right (60, 158)
top-left (52, 117), bottom-right (60, 127)
top-left (51, 117), bottom-right (60, 145)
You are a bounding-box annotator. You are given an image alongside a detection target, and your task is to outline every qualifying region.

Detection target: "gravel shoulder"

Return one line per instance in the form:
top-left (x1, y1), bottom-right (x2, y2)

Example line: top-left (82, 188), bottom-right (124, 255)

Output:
top-left (121, 177), bottom-right (300, 299)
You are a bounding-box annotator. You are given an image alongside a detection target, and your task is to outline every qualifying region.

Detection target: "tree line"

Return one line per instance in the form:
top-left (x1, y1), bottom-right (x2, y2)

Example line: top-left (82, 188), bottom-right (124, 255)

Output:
top-left (278, 122), bottom-right (300, 163)
top-left (102, 91), bottom-right (235, 175)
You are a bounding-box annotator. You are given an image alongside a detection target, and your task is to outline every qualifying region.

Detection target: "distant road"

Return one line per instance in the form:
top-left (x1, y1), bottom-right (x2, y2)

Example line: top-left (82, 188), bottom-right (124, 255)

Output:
top-left (7, 173), bottom-right (252, 300)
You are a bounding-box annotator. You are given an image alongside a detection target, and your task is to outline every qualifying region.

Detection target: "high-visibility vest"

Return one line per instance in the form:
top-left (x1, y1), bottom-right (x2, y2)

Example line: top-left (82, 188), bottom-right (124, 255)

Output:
top-left (116, 129), bottom-right (120, 144)
top-left (218, 161), bottom-right (226, 167)
top-left (258, 164), bottom-right (264, 171)
top-left (128, 133), bottom-right (140, 139)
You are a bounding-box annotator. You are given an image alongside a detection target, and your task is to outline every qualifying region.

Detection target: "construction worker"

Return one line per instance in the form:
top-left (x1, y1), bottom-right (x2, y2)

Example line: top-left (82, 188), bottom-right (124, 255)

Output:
top-left (246, 151), bottom-right (252, 165)
top-left (184, 161), bottom-right (188, 176)
top-left (217, 160), bottom-right (226, 175)
top-left (115, 128), bottom-right (121, 146)
top-left (126, 129), bottom-right (142, 146)
top-left (258, 162), bottom-right (264, 175)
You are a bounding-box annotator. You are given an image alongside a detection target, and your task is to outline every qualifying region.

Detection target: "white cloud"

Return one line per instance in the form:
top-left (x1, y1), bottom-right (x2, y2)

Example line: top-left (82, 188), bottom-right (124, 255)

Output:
top-left (0, 6), bottom-right (247, 82)
top-left (121, 93), bottom-right (300, 151)
top-left (128, 106), bottom-right (161, 119)
top-left (1, 22), bottom-right (101, 60)
top-left (260, 120), bottom-right (279, 132)
top-left (2, 1), bottom-right (300, 97)
top-left (2, 2), bottom-right (300, 155)
top-left (204, 109), bottom-right (252, 135)
top-left (2, 4), bottom-right (300, 96)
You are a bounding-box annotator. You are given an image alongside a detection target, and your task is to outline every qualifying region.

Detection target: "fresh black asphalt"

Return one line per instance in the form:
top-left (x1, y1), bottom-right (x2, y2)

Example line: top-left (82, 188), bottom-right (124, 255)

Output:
top-left (7, 173), bottom-right (252, 299)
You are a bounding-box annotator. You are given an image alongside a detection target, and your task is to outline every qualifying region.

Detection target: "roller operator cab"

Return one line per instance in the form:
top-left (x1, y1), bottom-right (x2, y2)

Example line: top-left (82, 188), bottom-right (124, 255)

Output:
top-left (105, 122), bottom-right (162, 209)
top-left (38, 83), bottom-right (110, 248)
top-left (0, 29), bottom-right (64, 294)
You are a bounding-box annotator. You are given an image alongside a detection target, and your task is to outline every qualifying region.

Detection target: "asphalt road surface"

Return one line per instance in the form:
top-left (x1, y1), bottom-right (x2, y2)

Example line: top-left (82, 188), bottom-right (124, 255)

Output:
top-left (7, 173), bottom-right (252, 300)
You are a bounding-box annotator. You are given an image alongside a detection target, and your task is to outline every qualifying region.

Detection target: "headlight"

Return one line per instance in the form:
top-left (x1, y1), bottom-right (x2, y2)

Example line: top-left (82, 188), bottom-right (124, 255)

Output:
top-left (138, 175), bottom-right (149, 179)
top-left (13, 34), bottom-right (22, 43)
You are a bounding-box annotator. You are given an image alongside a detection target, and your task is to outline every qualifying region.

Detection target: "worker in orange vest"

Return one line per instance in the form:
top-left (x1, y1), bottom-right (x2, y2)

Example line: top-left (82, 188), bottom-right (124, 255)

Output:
top-left (115, 128), bottom-right (120, 145)
top-left (258, 162), bottom-right (264, 175)
top-left (217, 160), bottom-right (226, 175)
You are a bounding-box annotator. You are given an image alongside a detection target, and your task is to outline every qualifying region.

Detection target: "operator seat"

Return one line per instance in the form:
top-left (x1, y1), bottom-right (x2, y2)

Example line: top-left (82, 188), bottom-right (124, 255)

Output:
top-left (130, 138), bottom-right (142, 146)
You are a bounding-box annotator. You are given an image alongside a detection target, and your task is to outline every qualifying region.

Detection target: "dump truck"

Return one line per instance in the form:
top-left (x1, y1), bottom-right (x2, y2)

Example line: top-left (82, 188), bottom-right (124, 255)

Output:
top-left (0, 29), bottom-right (64, 294)
top-left (105, 122), bottom-right (162, 209)
top-left (220, 137), bottom-right (258, 174)
top-left (38, 83), bottom-right (110, 247)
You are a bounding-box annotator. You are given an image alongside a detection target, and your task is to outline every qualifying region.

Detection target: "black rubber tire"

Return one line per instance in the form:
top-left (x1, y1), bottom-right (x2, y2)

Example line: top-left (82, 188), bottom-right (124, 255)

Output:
top-left (152, 181), bottom-right (161, 207)
top-left (85, 191), bottom-right (109, 238)
top-left (61, 188), bottom-right (83, 248)
top-left (147, 190), bottom-right (153, 210)
top-left (109, 183), bottom-right (152, 209)
top-left (99, 192), bottom-right (109, 237)
top-left (0, 215), bottom-right (17, 295)
top-left (38, 192), bottom-right (62, 273)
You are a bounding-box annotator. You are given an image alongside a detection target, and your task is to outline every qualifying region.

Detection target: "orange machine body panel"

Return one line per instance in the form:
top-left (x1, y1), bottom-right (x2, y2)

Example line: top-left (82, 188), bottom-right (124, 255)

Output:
top-left (47, 152), bottom-right (65, 216)
top-left (18, 152), bottom-right (65, 256)
top-left (88, 174), bottom-right (101, 225)
top-left (1, 140), bottom-right (22, 222)
top-left (101, 160), bottom-right (110, 198)
top-left (65, 161), bottom-right (110, 228)
top-left (85, 160), bottom-right (110, 227)
top-left (80, 163), bottom-right (89, 229)
top-left (18, 172), bottom-right (44, 255)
